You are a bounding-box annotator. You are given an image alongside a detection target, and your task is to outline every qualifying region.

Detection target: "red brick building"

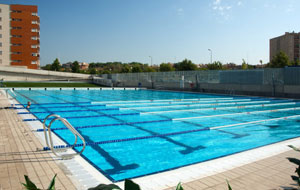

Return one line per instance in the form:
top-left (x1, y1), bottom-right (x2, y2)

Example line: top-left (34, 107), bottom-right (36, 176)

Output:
top-left (0, 4), bottom-right (40, 69)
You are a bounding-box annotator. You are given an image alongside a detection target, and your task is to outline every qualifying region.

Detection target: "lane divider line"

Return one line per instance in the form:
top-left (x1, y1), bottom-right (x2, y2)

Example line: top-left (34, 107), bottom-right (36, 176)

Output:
top-left (173, 107), bottom-right (300, 121)
top-left (105, 99), bottom-right (252, 107)
top-left (141, 102), bottom-right (296, 114)
top-left (120, 101), bottom-right (271, 110)
top-left (91, 97), bottom-right (234, 104)
top-left (42, 114), bottom-right (300, 149)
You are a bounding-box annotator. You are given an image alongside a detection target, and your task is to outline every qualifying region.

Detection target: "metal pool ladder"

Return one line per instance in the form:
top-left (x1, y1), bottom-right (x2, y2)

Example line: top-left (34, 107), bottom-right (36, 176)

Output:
top-left (43, 114), bottom-right (86, 160)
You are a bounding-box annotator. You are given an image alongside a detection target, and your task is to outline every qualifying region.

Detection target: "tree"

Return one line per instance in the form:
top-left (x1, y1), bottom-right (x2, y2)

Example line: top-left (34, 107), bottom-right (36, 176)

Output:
top-left (241, 59), bottom-right (248, 70)
top-left (89, 68), bottom-right (97, 74)
top-left (132, 65), bottom-right (142, 73)
top-left (174, 59), bottom-right (197, 71)
top-left (41, 64), bottom-right (52, 70)
top-left (207, 61), bottom-right (223, 70)
top-left (121, 64), bottom-right (131, 73)
top-left (159, 63), bottom-right (175, 72)
top-left (71, 61), bottom-right (80, 73)
top-left (51, 58), bottom-right (61, 71)
top-left (268, 51), bottom-right (291, 68)
top-left (291, 60), bottom-right (300, 66)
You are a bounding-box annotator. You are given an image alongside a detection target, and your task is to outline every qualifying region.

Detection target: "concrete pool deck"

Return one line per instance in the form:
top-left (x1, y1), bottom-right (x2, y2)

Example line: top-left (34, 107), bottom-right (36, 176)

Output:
top-left (0, 94), bottom-right (300, 190)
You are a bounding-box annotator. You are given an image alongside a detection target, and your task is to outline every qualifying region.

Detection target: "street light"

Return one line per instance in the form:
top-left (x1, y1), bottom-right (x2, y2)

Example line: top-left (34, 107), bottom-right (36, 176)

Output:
top-left (149, 56), bottom-right (153, 66)
top-left (208, 49), bottom-right (212, 64)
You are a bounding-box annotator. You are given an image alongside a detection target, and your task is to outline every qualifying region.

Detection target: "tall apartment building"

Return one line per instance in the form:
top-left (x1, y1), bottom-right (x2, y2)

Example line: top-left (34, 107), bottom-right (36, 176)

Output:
top-left (0, 4), bottom-right (40, 69)
top-left (270, 32), bottom-right (300, 63)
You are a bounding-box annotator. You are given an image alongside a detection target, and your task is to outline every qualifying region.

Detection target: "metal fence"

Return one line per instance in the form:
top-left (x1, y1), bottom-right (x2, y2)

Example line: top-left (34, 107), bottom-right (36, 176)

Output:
top-left (96, 68), bottom-right (300, 97)
top-left (100, 68), bottom-right (300, 85)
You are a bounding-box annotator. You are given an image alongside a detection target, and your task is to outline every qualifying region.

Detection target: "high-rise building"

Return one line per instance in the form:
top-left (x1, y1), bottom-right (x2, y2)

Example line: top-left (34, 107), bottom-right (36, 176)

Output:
top-left (270, 32), bottom-right (300, 63)
top-left (0, 4), bottom-right (40, 69)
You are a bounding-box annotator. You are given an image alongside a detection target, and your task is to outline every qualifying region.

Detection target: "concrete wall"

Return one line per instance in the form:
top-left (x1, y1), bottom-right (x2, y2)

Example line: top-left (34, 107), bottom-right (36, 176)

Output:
top-left (0, 4), bottom-right (10, 66)
top-left (0, 66), bottom-right (93, 81)
top-left (95, 68), bottom-right (300, 98)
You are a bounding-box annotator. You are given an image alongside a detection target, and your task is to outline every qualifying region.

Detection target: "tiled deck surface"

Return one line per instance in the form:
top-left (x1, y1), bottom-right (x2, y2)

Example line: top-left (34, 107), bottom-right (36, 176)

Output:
top-left (0, 94), bottom-right (299, 190)
top-left (0, 96), bottom-right (76, 190)
top-left (164, 149), bottom-right (299, 190)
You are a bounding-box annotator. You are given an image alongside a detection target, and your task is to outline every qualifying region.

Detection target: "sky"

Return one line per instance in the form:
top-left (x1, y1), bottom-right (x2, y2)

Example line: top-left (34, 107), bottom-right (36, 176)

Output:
top-left (1, 0), bottom-right (300, 66)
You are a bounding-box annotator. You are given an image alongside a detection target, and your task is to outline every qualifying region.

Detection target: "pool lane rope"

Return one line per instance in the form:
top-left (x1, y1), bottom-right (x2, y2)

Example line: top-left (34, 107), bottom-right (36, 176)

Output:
top-left (36, 106), bottom-right (300, 132)
top-left (103, 99), bottom-right (252, 107)
top-left (18, 101), bottom-right (296, 115)
top-left (42, 114), bottom-right (300, 150)
top-left (16, 97), bottom-right (235, 106)
top-left (24, 103), bottom-right (300, 122)
top-left (119, 100), bottom-right (271, 110)
top-left (17, 98), bottom-right (253, 111)
top-left (90, 97), bottom-right (234, 104)
top-left (141, 102), bottom-right (296, 114)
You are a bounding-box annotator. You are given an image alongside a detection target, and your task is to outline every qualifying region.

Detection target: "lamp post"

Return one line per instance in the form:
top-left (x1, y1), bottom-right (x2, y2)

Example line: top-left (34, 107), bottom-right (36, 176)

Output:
top-left (208, 49), bottom-right (212, 64)
top-left (149, 56), bottom-right (153, 66)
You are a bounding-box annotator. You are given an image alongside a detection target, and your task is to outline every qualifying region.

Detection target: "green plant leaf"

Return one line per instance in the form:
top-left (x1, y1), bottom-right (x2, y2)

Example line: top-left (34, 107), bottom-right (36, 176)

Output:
top-left (87, 184), bottom-right (121, 190)
top-left (175, 182), bottom-right (184, 190)
top-left (47, 174), bottom-right (57, 190)
top-left (226, 180), bottom-right (232, 190)
top-left (124, 179), bottom-right (141, 190)
top-left (22, 175), bottom-right (40, 190)
top-left (295, 166), bottom-right (300, 176)
top-left (291, 175), bottom-right (300, 186)
top-left (288, 145), bottom-right (300, 152)
top-left (287, 158), bottom-right (300, 165)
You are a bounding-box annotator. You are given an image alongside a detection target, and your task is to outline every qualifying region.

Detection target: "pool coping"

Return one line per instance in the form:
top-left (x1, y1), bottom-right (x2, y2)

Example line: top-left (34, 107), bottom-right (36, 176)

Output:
top-left (8, 88), bottom-right (300, 189)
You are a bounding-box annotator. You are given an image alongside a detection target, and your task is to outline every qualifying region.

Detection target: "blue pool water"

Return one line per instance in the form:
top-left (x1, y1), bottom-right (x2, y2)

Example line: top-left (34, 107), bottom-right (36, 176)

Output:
top-left (11, 88), bottom-right (300, 181)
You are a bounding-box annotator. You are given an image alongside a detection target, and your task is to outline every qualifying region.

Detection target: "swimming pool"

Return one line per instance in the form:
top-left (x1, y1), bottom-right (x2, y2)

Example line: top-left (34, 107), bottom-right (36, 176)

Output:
top-left (11, 88), bottom-right (300, 182)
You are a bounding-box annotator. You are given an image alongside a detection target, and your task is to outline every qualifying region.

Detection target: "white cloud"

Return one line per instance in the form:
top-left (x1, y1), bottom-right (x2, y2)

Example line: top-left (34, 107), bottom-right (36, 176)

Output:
top-left (211, 0), bottom-right (232, 19)
top-left (177, 8), bottom-right (184, 16)
top-left (237, 1), bottom-right (242, 6)
top-left (214, 0), bottom-right (221, 5)
top-left (285, 0), bottom-right (295, 13)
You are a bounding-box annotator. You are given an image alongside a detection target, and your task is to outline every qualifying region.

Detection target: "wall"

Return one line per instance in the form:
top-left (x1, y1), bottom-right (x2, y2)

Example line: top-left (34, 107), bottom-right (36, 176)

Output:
top-left (95, 68), bottom-right (300, 98)
top-left (0, 4), bottom-right (10, 67)
top-left (0, 66), bottom-right (92, 81)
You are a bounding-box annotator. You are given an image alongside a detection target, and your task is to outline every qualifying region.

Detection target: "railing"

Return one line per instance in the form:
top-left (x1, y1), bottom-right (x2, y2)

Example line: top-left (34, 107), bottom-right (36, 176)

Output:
top-left (43, 114), bottom-right (86, 159)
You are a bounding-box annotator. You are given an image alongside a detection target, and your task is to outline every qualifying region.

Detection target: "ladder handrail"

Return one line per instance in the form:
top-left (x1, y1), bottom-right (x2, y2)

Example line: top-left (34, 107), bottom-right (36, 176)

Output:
top-left (43, 114), bottom-right (86, 159)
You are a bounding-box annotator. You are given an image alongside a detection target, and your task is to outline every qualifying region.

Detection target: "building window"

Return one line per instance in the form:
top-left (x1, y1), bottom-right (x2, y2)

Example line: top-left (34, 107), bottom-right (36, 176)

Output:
top-left (31, 28), bottom-right (38, 32)
top-left (32, 53), bottom-right (38, 56)
top-left (32, 20), bottom-right (38, 24)
top-left (0, 42), bottom-right (2, 47)
top-left (0, 34), bottom-right (2, 38)
top-left (31, 36), bottom-right (38, 40)
top-left (0, 59), bottom-right (2, 64)
top-left (12, 35), bottom-right (22, 38)
top-left (12, 18), bottom-right (22, 21)
top-left (31, 45), bottom-right (38, 48)
top-left (0, 26), bottom-right (2, 30)
top-left (12, 52), bottom-right (21, 54)
top-left (12, 60), bottom-right (22, 63)
top-left (12, 10), bottom-right (22, 13)
top-left (31, 61), bottom-right (37, 64)
top-left (12, 26), bottom-right (22, 29)
top-left (0, 17), bottom-right (2, 21)
top-left (31, 12), bottom-right (38, 16)
top-left (11, 43), bottom-right (21, 46)
top-left (0, 51), bottom-right (2, 55)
